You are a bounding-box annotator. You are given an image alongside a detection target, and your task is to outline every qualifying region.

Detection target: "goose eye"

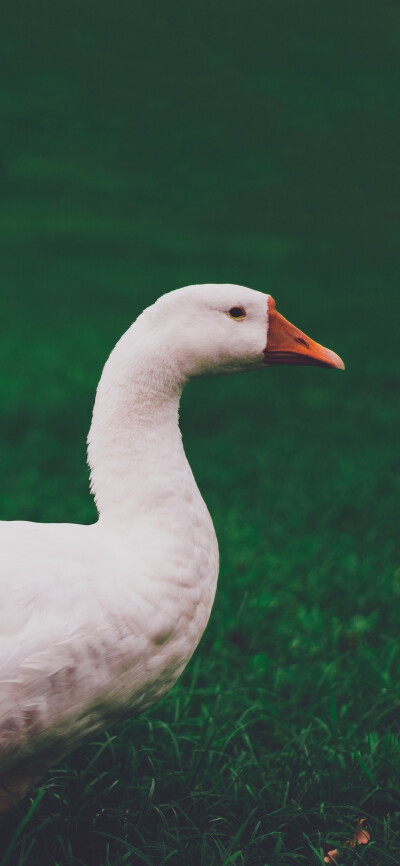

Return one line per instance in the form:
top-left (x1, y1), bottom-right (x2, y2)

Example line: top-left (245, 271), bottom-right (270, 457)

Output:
top-left (228, 306), bottom-right (246, 320)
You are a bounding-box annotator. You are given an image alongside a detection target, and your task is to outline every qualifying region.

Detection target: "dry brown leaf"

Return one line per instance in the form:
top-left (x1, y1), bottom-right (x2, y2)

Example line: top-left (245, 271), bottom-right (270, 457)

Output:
top-left (324, 818), bottom-right (370, 863)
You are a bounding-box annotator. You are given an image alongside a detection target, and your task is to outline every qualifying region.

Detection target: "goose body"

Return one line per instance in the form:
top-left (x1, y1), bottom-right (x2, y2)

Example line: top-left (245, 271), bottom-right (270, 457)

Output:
top-left (0, 284), bottom-right (343, 810)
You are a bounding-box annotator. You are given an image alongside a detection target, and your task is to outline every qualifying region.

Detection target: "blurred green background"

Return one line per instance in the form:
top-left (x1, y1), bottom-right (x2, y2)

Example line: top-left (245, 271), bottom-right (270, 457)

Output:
top-left (1, 0), bottom-right (399, 524)
top-left (1, 1), bottom-right (400, 862)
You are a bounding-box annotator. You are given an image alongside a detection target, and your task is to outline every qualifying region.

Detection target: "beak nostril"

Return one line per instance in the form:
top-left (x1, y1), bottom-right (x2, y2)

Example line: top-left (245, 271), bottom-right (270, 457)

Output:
top-left (295, 336), bottom-right (310, 348)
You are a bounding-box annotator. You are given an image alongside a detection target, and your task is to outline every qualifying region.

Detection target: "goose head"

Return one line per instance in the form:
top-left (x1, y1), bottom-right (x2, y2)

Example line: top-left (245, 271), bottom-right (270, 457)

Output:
top-left (144, 284), bottom-right (344, 380)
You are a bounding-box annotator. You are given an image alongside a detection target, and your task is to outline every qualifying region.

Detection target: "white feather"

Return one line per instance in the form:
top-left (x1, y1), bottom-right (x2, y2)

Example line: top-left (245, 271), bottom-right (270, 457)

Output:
top-left (0, 283), bottom-right (270, 805)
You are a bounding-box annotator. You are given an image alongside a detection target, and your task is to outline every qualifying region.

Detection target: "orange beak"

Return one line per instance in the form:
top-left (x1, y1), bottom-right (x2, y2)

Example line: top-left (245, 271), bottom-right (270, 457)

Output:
top-left (264, 297), bottom-right (345, 370)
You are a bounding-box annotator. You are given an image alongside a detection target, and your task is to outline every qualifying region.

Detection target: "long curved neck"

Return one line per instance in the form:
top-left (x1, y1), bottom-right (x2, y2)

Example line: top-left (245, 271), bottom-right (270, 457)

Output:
top-left (87, 323), bottom-right (190, 525)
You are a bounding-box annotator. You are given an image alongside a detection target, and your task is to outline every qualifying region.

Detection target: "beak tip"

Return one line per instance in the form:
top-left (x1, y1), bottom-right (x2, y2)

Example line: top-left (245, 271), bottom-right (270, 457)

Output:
top-left (331, 352), bottom-right (345, 371)
top-left (322, 346), bottom-right (345, 370)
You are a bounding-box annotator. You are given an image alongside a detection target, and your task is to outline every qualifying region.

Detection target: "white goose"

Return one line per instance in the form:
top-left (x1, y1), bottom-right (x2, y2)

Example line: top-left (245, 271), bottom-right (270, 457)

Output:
top-left (0, 284), bottom-right (344, 811)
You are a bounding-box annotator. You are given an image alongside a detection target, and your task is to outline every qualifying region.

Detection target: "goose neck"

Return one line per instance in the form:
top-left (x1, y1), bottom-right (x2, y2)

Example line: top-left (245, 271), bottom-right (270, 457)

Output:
top-left (87, 330), bottom-right (187, 524)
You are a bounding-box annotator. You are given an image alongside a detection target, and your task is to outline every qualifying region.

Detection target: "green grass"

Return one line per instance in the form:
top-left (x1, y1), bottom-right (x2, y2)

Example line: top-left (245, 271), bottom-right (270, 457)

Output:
top-left (0, 2), bottom-right (400, 863)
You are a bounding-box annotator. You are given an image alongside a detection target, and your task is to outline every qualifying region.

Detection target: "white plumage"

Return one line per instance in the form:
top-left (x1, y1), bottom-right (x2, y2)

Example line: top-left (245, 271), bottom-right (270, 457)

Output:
top-left (0, 284), bottom-right (343, 810)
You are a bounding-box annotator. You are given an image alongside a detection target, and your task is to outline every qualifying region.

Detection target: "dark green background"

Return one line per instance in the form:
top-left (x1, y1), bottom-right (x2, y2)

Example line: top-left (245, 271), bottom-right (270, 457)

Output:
top-left (1, 2), bottom-right (400, 863)
top-left (1, 0), bottom-right (399, 525)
